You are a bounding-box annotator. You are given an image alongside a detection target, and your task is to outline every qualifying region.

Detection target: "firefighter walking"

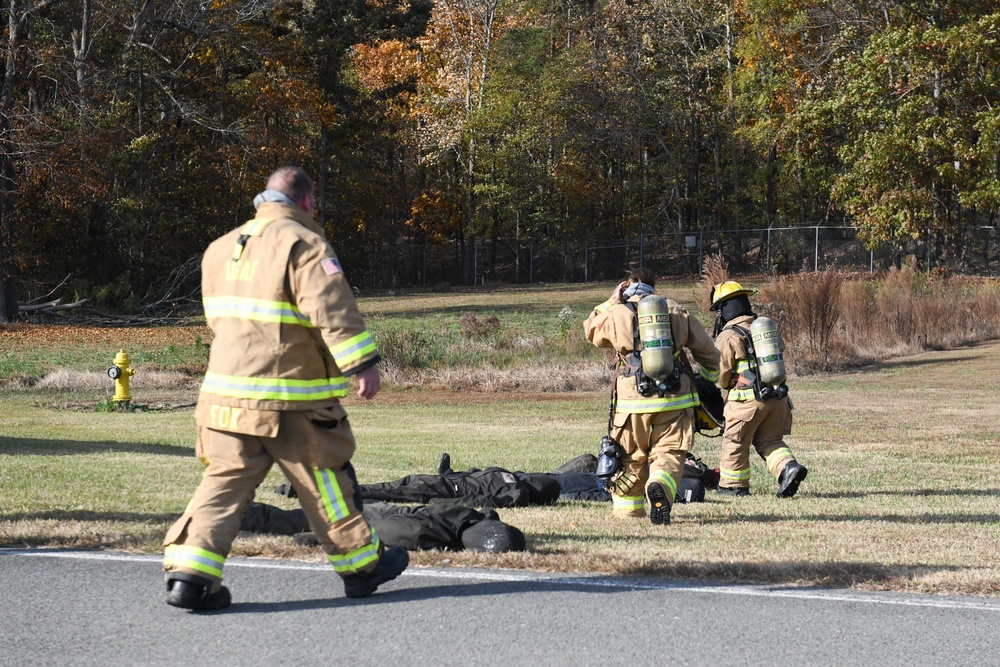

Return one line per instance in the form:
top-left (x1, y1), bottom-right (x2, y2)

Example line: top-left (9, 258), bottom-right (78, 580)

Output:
top-left (584, 268), bottom-right (720, 524)
top-left (710, 281), bottom-right (808, 497)
top-left (162, 166), bottom-right (407, 611)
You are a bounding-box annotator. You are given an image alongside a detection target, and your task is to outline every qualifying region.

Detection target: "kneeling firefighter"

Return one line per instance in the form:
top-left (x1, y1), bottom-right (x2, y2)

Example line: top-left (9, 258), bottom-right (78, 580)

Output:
top-left (709, 281), bottom-right (808, 498)
top-left (585, 268), bottom-right (721, 525)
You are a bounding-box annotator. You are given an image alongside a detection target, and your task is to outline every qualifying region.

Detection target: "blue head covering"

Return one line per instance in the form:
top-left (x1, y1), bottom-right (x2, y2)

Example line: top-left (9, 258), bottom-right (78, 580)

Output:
top-left (252, 189), bottom-right (297, 210)
top-left (623, 282), bottom-right (655, 299)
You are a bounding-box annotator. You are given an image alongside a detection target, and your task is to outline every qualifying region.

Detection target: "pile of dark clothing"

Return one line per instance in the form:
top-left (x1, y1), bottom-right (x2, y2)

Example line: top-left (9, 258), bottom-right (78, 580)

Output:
top-left (247, 452), bottom-right (722, 554)
top-left (241, 500), bottom-right (526, 554)
top-left (356, 454), bottom-right (562, 508)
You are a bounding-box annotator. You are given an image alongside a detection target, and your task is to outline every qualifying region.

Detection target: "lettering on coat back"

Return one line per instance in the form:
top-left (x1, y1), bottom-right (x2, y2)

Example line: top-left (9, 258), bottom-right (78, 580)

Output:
top-left (210, 405), bottom-right (242, 431)
top-left (225, 260), bottom-right (258, 282)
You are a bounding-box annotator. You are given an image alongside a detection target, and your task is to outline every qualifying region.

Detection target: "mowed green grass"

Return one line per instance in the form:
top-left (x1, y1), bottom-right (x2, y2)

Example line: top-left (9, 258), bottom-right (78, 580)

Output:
top-left (0, 282), bottom-right (997, 597)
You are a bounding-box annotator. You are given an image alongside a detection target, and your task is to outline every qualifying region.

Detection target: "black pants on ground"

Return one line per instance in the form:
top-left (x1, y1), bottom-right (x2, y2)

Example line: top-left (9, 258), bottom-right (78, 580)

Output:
top-left (240, 501), bottom-right (504, 551)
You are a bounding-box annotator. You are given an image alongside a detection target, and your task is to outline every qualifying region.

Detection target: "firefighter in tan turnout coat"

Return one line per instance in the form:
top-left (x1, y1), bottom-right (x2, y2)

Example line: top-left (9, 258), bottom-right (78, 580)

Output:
top-left (162, 167), bottom-right (407, 611)
top-left (710, 281), bottom-right (808, 498)
top-left (584, 269), bottom-right (720, 525)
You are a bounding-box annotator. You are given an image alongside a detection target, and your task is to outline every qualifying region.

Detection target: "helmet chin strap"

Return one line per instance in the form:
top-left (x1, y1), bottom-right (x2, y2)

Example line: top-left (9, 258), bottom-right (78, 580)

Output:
top-left (713, 310), bottom-right (725, 338)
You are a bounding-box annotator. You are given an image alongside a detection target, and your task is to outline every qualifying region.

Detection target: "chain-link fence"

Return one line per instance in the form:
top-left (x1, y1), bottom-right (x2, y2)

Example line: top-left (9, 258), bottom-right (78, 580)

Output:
top-left (353, 224), bottom-right (1000, 289)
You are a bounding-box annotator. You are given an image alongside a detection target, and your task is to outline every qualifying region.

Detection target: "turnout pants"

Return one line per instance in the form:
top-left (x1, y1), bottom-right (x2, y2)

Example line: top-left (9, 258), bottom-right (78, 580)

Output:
top-left (719, 396), bottom-right (795, 490)
top-left (163, 408), bottom-right (379, 590)
top-left (609, 409), bottom-right (693, 518)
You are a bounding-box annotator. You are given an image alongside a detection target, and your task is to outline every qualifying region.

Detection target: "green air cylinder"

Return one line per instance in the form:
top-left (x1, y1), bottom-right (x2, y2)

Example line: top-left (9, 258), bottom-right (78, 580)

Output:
top-left (636, 295), bottom-right (674, 381)
top-left (750, 316), bottom-right (786, 386)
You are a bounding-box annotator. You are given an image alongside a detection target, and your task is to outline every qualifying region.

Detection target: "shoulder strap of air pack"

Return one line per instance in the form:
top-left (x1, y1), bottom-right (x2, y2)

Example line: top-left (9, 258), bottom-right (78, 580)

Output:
top-left (625, 300), bottom-right (640, 354)
top-left (616, 300), bottom-right (641, 377)
top-left (231, 217), bottom-right (275, 262)
top-left (723, 324), bottom-right (753, 356)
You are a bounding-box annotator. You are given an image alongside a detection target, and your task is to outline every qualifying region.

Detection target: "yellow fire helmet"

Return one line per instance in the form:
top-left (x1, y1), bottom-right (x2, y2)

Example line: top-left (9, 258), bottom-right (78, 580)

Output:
top-left (709, 281), bottom-right (756, 311)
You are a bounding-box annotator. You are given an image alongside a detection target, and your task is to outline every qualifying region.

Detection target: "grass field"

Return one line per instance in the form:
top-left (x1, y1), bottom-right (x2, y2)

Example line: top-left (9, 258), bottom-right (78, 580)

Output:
top-left (0, 282), bottom-right (997, 597)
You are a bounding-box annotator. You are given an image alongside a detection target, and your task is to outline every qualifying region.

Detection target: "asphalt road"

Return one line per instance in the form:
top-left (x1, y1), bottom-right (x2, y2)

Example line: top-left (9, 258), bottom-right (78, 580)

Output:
top-left (1, 549), bottom-right (997, 667)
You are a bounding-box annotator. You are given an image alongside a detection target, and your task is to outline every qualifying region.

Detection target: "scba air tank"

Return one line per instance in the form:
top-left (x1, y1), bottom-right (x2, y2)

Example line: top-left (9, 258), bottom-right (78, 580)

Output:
top-left (750, 316), bottom-right (786, 386)
top-left (637, 295), bottom-right (674, 380)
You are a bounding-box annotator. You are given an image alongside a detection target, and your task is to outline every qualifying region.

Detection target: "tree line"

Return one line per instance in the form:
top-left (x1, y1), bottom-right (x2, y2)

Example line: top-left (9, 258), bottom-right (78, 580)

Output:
top-left (0, 0), bottom-right (997, 321)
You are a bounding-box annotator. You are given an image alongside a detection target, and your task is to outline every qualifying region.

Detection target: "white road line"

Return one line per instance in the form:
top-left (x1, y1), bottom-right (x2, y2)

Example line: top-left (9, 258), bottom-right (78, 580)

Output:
top-left (3, 548), bottom-right (998, 612)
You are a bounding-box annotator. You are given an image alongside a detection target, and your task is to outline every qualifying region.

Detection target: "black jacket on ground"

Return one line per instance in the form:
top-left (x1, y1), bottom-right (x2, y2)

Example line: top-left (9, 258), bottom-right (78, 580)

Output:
top-left (357, 468), bottom-right (560, 508)
top-left (358, 469), bottom-right (703, 505)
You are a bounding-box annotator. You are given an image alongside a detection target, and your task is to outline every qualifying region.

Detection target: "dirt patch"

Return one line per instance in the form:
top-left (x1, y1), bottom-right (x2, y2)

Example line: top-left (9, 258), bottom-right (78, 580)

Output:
top-left (0, 323), bottom-right (211, 347)
top-left (47, 401), bottom-right (197, 412)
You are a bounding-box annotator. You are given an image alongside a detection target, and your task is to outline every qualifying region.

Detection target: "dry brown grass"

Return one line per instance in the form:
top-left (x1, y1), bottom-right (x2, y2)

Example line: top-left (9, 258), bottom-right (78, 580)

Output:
top-left (701, 252), bottom-right (730, 292)
top-left (385, 363), bottom-right (611, 393)
top-left (758, 261), bottom-right (1000, 373)
top-left (33, 369), bottom-right (195, 391)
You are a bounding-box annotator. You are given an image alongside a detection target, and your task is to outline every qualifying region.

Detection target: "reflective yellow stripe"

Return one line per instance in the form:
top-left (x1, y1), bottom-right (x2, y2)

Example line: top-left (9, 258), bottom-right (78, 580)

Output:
top-left (735, 359), bottom-right (754, 373)
top-left (730, 387), bottom-right (756, 402)
top-left (201, 371), bottom-right (347, 401)
top-left (594, 300), bottom-right (614, 314)
top-left (163, 544), bottom-right (225, 578)
top-left (650, 469), bottom-right (677, 498)
top-left (616, 392), bottom-right (699, 413)
top-left (330, 331), bottom-right (377, 368)
top-left (700, 367), bottom-right (719, 383)
top-left (720, 467), bottom-right (750, 482)
top-left (314, 467), bottom-right (351, 523)
top-left (327, 533), bottom-right (381, 574)
top-left (203, 296), bottom-right (315, 326)
top-left (766, 447), bottom-right (793, 474)
top-left (612, 494), bottom-right (645, 511)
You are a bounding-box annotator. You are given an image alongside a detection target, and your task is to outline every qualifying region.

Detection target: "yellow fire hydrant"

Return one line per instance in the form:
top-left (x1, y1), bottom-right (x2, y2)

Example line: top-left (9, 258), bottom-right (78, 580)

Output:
top-left (107, 349), bottom-right (136, 402)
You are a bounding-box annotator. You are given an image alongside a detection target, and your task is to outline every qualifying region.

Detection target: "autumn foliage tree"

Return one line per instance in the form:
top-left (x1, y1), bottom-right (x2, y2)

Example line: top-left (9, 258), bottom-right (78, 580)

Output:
top-left (0, 0), bottom-right (998, 313)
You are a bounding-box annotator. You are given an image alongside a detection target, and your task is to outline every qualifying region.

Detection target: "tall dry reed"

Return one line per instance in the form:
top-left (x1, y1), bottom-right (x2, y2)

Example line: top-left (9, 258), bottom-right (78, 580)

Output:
top-left (759, 267), bottom-right (842, 371)
top-left (758, 258), bottom-right (1000, 372)
top-left (700, 252), bottom-right (729, 294)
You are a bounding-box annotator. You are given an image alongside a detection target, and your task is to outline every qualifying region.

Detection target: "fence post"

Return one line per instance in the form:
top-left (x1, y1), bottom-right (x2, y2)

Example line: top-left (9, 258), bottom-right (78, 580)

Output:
top-left (926, 225), bottom-right (931, 275)
top-left (698, 231), bottom-right (703, 273)
top-left (584, 244), bottom-right (589, 282)
top-left (814, 226), bottom-right (819, 272)
top-left (767, 227), bottom-right (771, 271)
top-left (529, 240), bottom-right (534, 285)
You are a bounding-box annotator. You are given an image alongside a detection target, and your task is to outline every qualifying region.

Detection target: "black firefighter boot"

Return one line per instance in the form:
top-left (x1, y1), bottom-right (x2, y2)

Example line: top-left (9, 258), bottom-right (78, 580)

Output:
top-left (646, 482), bottom-right (671, 525)
top-left (776, 461), bottom-right (808, 498)
top-left (166, 573), bottom-right (232, 611)
top-left (342, 546), bottom-right (409, 599)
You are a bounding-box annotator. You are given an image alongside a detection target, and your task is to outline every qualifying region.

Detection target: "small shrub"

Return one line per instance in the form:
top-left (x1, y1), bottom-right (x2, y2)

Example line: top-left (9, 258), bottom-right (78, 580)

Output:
top-left (96, 398), bottom-right (138, 413)
top-left (372, 325), bottom-right (442, 373)
top-left (556, 306), bottom-right (575, 343)
top-left (459, 312), bottom-right (501, 340)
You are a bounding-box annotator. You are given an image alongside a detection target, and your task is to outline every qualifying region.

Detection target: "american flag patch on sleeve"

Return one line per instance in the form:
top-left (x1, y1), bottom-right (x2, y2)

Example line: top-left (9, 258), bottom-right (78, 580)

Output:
top-left (321, 258), bottom-right (343, 275)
